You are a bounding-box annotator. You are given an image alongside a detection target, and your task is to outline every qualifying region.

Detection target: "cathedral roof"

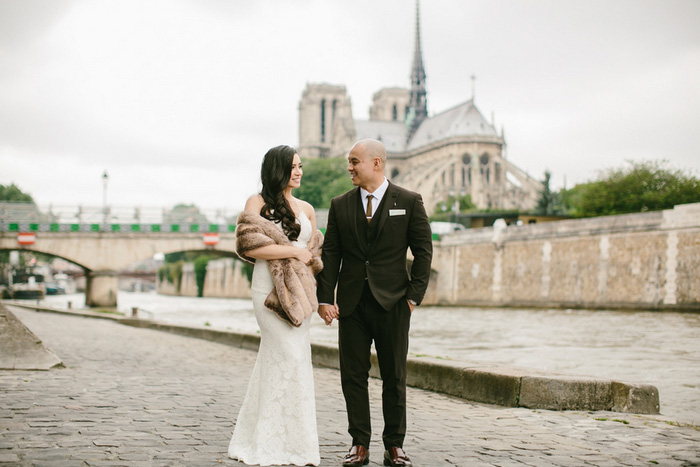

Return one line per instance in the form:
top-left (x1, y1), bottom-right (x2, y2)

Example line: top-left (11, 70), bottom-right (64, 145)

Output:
top-left (407, 99), bottom-right (498, 151)
top-left (354, 120), bottom-right (407, 153)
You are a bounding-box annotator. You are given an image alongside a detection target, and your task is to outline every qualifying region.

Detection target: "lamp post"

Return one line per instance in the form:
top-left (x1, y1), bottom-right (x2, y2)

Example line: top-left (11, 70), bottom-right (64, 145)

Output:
top-left (102, 170), bottom-right (109, 229)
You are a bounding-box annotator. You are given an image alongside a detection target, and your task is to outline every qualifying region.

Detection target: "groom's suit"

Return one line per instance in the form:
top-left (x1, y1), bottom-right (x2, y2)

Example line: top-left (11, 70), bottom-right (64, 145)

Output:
top-left (317, 181), bottom-right (433, 450)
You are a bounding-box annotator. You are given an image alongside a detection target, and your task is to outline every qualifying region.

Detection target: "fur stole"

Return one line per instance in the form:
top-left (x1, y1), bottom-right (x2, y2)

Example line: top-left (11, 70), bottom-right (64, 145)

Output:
top-left (235, 210), bottom-right (323, 327)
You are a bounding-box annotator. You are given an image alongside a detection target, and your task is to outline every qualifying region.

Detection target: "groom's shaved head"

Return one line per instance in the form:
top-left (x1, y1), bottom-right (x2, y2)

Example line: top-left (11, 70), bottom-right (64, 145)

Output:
top-left (352, 139), bottom-right (386, 168)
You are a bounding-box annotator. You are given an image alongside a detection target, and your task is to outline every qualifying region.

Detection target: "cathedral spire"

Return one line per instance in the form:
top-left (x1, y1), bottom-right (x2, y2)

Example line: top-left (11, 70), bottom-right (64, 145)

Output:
top-left (406, 0), bottom-right (427, 141)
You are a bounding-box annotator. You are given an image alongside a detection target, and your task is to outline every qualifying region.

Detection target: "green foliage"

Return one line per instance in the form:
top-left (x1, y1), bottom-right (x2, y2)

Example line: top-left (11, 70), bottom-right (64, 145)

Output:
top-left (163, 204), bottom-right (209, 224)
top-left (294, 157), bottom-right (354, 209)
top-left (240, 261), bottom-right (254, 284)
top-left (0, 183), bottom-right (34, 203)
top-left (160, 261), bottom-right (184, 291)
top-left (562, 160), bottom-right (700, 217)
top-left (164, 251), bottom-right (204, 263)
top-left (193, 255), bottom-right (212, 297)
top-left (536, 170), bottom-right (565, 215)
top-left (430, 194), bottom-right (476, 222)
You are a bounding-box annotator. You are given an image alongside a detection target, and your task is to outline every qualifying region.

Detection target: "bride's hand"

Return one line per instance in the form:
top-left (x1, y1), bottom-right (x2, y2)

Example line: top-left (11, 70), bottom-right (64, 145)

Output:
top-left (294, 248), bottom-right (312, 265)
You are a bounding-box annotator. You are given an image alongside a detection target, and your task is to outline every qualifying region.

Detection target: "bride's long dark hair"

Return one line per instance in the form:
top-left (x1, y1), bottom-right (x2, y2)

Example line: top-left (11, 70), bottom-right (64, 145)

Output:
top-left (260, 145), bottom-right (301, 241)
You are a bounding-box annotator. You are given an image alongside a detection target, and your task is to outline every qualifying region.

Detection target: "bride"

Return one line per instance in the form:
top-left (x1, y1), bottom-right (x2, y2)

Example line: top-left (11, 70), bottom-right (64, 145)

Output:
top-left (228, 145), bottom-right (336, 466)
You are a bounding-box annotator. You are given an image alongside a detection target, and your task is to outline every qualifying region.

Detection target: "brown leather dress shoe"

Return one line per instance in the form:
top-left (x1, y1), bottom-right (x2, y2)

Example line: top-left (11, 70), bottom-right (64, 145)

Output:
top-left (343, 444), bottom-right (369, 467)
top-left (343, 445), bottom-right (370, 466)
top-left (383, 447), bottom-right (413, 466)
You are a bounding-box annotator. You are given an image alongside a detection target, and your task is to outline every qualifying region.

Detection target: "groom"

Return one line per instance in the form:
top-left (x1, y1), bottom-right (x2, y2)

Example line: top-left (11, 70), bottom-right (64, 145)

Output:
top-left (317, 139), bottom-right (433, 467)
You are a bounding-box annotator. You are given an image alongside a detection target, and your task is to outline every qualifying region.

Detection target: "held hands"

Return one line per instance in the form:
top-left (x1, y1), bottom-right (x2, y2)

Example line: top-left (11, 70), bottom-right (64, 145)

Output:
top-left (317, 304), bottom-right (339, 326)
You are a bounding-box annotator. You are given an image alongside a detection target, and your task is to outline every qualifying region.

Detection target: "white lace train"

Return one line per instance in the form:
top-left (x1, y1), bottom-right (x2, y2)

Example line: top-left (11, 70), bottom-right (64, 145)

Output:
top-left (228, 211), bottom-right (320, 466)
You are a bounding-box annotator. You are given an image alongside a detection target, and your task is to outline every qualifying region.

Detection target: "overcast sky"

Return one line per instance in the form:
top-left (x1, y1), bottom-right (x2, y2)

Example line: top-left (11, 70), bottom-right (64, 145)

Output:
top-left (1, 0), bottom-right (699, 213)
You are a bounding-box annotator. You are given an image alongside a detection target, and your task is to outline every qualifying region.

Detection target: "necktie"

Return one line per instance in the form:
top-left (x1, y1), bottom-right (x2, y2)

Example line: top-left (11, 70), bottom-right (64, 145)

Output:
top-left (366, 194), bottom-right (373, 222)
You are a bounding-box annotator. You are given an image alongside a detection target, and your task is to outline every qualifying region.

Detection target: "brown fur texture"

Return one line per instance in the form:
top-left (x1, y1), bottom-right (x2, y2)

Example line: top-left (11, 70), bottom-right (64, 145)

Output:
top-left (235, 211), bottom-right (323, 327)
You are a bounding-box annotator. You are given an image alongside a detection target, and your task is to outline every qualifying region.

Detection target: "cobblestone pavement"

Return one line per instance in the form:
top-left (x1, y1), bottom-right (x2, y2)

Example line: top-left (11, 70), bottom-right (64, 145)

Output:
top-left (1, 306), bottom-right (699, 467)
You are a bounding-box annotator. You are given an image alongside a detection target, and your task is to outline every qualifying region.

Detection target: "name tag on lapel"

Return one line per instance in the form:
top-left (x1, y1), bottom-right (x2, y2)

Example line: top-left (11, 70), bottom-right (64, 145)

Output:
top-left (389, 209), bottom-right (406, 216)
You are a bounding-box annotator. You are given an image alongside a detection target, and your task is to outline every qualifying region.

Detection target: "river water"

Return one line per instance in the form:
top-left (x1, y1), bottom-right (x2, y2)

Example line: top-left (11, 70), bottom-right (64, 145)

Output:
top-left (38, 292), bottom-right (700, 426)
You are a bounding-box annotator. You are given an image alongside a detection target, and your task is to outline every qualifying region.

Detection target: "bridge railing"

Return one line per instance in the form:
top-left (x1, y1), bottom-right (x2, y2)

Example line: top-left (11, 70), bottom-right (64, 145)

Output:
top-left (0, 203), bottom-right (240, 233)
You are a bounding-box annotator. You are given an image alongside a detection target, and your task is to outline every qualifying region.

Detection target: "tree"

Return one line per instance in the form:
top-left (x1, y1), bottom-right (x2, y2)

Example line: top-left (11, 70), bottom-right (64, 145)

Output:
top-left (163, 204), bottom-right (209, 225)
top-left (194, 255), bottom-right (212, 297)
top-left (562, 160), bottom-right (700, 217)
top-left (535, 170), bottom-right (564, 215)
top-left (0, 183), bottom-right (34, 203)
top-left (293, 158), bottom-right (354, 209)
top-left (430, 193), bottom-right (476, 222)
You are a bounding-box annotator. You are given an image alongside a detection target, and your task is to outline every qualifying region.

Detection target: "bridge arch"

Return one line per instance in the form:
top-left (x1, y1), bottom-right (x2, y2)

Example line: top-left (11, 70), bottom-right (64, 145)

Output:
top-left (1, 231), bottom-right (238, 307)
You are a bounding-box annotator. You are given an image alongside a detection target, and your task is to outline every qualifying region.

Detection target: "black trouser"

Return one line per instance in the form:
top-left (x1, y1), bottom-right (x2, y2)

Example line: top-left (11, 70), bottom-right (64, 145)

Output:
top-left (338, 283), bottom-right (411, 450)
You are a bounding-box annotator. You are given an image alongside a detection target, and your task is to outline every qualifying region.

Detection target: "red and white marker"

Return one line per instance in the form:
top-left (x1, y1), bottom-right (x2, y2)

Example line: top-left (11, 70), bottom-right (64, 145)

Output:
top-left (203, 233), bottom-right (219, 246)
top-left (17, 233), bottom-right (36, 245)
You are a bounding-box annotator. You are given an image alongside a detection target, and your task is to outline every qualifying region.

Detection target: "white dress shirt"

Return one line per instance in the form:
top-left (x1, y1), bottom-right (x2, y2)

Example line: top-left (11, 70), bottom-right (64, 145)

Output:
top-left (360, 178), bottom-right (389, 216)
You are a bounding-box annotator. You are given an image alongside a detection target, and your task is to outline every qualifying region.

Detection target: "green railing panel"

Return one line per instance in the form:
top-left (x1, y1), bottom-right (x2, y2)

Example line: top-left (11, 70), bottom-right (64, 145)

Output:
top-left (30, 223), bottom-right (39, 231)
top-left (9, 223), bottom-right (18, 231)
top-left (130, 224), bottom-right (140, 232)
top-left (50, 224), bottom-right (60, 232)
top-left (90, 224), bottom-right (100, 232)
top-left (111, 224), bottom-right (120, 232)
top-left (151, 224), bottom-right (161, 232)
top-left (227, 224), bottom-right (236, 232)
top-left (72, 224), bottom-right (82, 232)
top-left (170, 224), bottom-right (180, 232)
top-left (208, 224), bottom-right (219, 232)
top-left (190, 224), bottom-right (199, 232)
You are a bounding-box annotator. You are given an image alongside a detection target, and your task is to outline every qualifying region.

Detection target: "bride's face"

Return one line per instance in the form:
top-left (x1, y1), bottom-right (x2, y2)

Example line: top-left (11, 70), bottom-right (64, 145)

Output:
top-left (288, 153), bottom-right (303, 189)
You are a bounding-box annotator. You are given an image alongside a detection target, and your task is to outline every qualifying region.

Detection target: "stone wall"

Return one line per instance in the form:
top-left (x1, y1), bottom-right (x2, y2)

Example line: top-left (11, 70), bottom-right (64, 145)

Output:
top-left (156, 258), bottom-right (251, 299)
top-left (425, 203), bottom-right (700, 310)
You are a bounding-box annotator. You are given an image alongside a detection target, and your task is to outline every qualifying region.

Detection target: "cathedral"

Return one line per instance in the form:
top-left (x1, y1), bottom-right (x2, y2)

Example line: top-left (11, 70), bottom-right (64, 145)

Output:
top-left (297, 1), bottom-right (542, 215)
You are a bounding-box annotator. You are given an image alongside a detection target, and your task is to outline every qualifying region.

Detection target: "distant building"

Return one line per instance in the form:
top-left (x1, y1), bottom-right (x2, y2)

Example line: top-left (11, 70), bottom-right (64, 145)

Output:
top-left (298, 0), bottom-right (542, 215)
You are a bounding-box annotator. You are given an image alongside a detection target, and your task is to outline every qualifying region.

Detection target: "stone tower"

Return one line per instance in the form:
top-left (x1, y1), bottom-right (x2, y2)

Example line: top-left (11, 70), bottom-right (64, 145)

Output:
top-left (297, 84), bottom-right (352, 159)
top-left (369, 88), bottom-right (411, 122)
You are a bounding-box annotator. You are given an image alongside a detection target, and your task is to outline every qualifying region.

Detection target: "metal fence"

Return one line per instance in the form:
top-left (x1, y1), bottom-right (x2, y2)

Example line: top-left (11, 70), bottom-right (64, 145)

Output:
top-left (0, 203), bottom-right (240, 233)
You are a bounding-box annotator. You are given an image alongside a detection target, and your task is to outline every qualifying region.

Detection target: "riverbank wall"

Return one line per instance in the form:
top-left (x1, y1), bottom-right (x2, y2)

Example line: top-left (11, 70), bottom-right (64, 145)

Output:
top-left (157, 203), bottom-right (700, 310)
top-left (157, 257), bottom-right (251, 299)
top-left (425, 202), bottom-right (700, 311)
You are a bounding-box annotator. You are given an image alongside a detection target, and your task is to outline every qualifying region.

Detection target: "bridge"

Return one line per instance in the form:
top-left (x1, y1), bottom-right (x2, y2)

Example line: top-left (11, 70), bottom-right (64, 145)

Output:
top-left (1, 203), bottom-right (239, 307)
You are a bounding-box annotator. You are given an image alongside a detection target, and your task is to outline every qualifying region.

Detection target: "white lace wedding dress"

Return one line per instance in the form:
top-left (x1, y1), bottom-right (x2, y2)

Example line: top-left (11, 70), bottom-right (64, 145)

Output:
top-left (228, 211), bottom-right (320, 466)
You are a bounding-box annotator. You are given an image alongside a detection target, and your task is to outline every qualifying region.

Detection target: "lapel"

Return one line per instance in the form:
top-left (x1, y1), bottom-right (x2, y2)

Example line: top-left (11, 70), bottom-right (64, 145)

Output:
top-left (372, 182), bottom-right (400, 245)
top-left (344, 187), bottom-right (366, 255)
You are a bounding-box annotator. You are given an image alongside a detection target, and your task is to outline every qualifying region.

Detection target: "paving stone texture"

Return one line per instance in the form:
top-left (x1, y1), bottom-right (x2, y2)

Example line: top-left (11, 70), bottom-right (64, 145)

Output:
top-left (1, 305), bottom-right (699, 467)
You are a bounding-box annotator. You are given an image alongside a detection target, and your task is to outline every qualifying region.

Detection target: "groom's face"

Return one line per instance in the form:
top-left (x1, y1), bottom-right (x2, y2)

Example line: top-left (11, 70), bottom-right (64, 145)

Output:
top-left (347, 146), bottom-right (377, 188)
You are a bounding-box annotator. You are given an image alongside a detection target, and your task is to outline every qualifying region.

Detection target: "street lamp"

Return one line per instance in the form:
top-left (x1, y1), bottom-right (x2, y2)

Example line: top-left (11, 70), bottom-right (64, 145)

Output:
top-left (102, 170), bottom-right (109, 229)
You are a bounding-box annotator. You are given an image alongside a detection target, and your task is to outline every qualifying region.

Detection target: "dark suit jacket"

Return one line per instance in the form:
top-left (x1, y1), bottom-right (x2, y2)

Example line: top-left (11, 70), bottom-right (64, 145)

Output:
top-left (317, 181), bottom-right (433, 316)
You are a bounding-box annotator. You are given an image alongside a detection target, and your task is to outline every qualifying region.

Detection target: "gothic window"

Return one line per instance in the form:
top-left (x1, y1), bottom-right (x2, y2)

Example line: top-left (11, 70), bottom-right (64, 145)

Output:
top-left (404, 106), bottom-right (409, 120)
top-left (480, 153), bottom-right (489, 184)
top-left (392, 104), bottom-right (398, 121)
top-left (332, 99), bottom-right (337, 123)
top-left (391, 168), bottom-right (400, 179)
top-left (320, 99), bottom-right (326, 143)
top-left (462, 153), bottom-right (472, 186)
